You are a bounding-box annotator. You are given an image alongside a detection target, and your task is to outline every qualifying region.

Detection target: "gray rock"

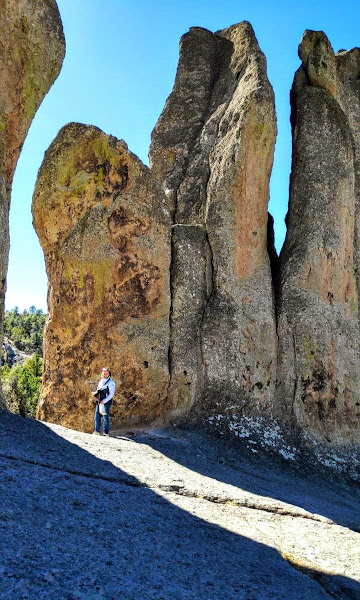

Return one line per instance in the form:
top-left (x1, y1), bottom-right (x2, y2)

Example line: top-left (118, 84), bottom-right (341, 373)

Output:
top-left (1, 411), bottom-right (359, 599)
top-left (150, 22), bottom-right (277, 422)
top-left (277, 31), bottom-right (360, 444)
top-left (168, 224), bottom-right (213, 419)
top-left (1, 337), bottom-right (31, 367)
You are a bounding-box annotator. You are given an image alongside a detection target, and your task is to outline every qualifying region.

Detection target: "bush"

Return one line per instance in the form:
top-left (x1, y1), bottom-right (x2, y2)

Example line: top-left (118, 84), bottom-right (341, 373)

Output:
top-left (3, 307), bottom-right (46, 355)
top-left (1, 354), bottom-right (43, 418)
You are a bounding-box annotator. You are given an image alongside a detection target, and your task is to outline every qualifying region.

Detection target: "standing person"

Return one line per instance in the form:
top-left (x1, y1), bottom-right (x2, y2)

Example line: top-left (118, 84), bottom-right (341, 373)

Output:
top-left (93, 367), bottom-right (115, 436)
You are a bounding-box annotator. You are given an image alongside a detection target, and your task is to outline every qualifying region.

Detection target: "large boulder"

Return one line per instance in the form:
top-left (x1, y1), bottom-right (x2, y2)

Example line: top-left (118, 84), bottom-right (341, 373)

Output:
top-left (0, 0), bottom-right (65, 408)
top-left (33, 123), bottom-right (171, 432)
top-left (276, 31), bottom-right (360, 444)
top-left (150, 23), bottom-right (277, 424)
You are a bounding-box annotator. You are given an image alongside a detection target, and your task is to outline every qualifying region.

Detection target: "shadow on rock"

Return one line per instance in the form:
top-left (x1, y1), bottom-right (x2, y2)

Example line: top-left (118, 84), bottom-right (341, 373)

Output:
top-left (0, 412), bottom-right (359, 600)
top-left (131, 426), bottom-right (360, 532)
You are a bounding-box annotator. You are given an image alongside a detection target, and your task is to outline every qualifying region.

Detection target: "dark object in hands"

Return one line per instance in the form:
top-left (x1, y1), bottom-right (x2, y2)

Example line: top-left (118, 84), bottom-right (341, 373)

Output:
top-left (93, 387), bottom-right (109, 401)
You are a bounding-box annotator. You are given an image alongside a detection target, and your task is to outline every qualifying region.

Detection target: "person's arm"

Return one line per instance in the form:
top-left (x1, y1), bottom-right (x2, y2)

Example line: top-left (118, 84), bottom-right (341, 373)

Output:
top-left (103, 379), bottom-right (115, 403)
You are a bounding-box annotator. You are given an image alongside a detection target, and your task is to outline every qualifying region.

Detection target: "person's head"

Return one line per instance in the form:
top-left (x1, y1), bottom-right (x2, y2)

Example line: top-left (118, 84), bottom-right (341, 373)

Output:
top-left (102, 367), bottom-right (111, 377)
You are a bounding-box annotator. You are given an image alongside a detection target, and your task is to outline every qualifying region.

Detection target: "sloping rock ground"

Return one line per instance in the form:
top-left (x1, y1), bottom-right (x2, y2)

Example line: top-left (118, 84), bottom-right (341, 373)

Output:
top-left (1, 411), bottom-right (359, 600)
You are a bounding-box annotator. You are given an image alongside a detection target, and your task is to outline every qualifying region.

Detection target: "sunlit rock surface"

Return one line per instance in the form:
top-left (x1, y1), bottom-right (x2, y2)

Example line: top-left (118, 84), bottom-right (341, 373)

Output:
top-left (277, 31), bottom-right (360, 444)
top-left (150, 22), bottom-right (277, 422)
top-left (0, 0), bottom-right (65, 407)
top-left (1, 412), bottom-right (359, 599)
top-left (31, 22), bottom-right (360, 465)
top-left (33, 123), bottom-right (171, 432)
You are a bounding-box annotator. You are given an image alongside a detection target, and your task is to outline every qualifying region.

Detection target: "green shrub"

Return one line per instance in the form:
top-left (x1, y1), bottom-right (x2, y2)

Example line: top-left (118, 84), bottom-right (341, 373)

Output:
top-left (3, 306), bottom-right (46, 355)
top-left (2, 354), bottom-right (43, 418)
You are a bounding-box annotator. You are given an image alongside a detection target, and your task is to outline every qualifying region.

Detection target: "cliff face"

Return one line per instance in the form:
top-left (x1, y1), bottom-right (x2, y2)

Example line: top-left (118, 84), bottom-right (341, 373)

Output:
top-left (150, 22), bottom-right (277, 424)
top-left (0, 0), bottom-right (65, 408)
top-left (33, 124), bottom-right (171, 432)
top-left (30, 19), bottom-right (360, 460)
top-left (277, 31), bottom-right (360, 443)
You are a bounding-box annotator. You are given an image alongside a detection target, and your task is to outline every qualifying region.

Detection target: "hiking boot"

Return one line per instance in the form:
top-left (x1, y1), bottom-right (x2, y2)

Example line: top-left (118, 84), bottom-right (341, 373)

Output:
top-left (93, 431), bottom-right (100, 435)
top-left (103, 433), bottom-right (109, 437)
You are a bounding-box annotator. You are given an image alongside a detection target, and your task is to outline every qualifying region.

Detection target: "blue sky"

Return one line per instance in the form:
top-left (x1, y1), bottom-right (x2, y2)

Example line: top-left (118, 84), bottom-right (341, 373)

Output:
top-left (6, 0), bottom-right (360, 311)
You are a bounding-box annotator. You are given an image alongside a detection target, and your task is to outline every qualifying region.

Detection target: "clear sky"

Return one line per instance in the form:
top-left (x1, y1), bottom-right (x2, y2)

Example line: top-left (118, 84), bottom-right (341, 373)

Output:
top-left (5, 0), bottom-right (360, 312)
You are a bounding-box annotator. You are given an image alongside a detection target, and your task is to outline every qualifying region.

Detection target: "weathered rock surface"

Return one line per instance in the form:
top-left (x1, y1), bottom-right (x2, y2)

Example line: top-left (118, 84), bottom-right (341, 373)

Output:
top-left (277, 31), bottom-right (360, 443)
top-left (150, 23), bottom-right (277, 422)
top-left (32, 123), bottom-right (171, 432)
top-left (0, 0), bottom-right (65, 408)
top-left (30, 22), bottom-right (360, 459)
top-left (1, 412), bottom-right (359, 599)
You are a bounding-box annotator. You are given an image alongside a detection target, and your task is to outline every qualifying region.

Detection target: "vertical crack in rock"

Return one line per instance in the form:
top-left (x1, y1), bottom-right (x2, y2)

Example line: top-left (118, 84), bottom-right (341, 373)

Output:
top-left (276, 30), bottom-right (360, 444)
top-left (166, 225), bottom-right (176, 405)
top-left (199, 227), bottom-right (216, 348)
top-left (0, 0), bottom-right (65, 408)
top-left (150, 22), bottom-right (277, 425)
top-left (32, 123), bottom-right (172, 432)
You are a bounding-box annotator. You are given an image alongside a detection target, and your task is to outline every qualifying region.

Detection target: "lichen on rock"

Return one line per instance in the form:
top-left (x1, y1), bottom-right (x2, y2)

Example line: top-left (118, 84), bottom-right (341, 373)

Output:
top-left (276, 30), bottom-right (360, 444)
top-left (150, 22), bottom-right (277, 423)
top-left (33, 123), bottom-right (172, 432)
top-left (0, 0), bottom-right (65, 408)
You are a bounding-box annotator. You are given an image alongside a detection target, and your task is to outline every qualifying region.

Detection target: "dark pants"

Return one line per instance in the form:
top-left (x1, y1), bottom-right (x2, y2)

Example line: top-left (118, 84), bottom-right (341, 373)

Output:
top-left (94, 400), bottom-right (112, 434)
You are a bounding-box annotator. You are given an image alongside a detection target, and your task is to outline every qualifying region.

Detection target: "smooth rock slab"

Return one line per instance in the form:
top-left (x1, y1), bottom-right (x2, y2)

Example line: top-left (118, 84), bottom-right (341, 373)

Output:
top-left (33, 123), bottom-right (171, 432)
top-left (1, 411), bottom-right (359, 599)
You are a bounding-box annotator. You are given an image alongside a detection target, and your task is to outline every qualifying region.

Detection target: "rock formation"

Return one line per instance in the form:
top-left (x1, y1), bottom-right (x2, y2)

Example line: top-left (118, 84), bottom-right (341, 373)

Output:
top-left (32, 123), bottom-right (171, 432)
top-left (0, 0), bottom-right (65, 408)
top-left (276, 31), bottom-right (360, 444)
top-left (30, 19), bottom-right (360, 458)
top-left (150, 23), bottom-right (277, 423)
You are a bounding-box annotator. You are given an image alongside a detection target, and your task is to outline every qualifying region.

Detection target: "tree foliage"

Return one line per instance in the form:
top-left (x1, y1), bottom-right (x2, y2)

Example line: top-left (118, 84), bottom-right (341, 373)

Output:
top-left (1, 307), bottom-right (46, 418)
top-left (1, 354), bottom-right (43, 418)
top-left (3, 306), bottom-right (45, 354)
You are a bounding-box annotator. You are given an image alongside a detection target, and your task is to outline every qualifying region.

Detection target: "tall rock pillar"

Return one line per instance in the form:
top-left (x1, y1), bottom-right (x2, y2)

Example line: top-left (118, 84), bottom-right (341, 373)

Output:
top-left (277, 31), bottom-right (360, 444)
top-left (0, 0), bottom-right (65, 407)
top-left (150, 23), bottom-right (277, 425)
top-left (33, 124), bottom-right (171, 432)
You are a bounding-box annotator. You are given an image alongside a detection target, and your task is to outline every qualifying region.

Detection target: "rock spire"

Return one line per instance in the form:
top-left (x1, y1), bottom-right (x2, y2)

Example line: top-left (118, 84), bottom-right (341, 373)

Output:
top-left (150, 22), bottom-right (277, 424)
top-left (276, 30), bottom-right (360, 444)
top-left (0, 0), bottom-right (65, 408)
top-left (33, 124), bottom-right (171, 432)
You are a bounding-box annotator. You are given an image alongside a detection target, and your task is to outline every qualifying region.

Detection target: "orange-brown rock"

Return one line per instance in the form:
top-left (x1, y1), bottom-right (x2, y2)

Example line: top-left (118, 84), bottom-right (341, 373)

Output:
top-left (33, 123), bottom-right (171, 432)
top-left (150, 23), bottom-right (277, 424)
top-left (0, 0), bottom-right (65, 408)
top-left (276, 31), bottom-right (360, 444)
